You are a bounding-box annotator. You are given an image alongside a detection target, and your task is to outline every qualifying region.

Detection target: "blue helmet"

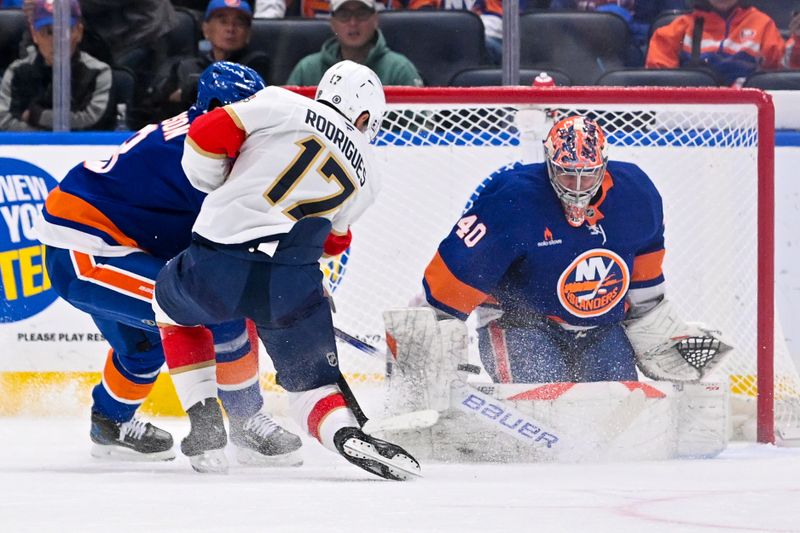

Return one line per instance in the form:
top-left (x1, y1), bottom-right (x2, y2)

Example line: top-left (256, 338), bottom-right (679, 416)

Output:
top-left (194, 61), bottom-right (266, 114)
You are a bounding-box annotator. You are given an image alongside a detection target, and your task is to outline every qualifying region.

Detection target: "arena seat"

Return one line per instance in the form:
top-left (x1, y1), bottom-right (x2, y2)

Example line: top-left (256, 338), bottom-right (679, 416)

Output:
top-left (165, 7), bottom-right (200, 58)
top-left (448, 67), bottom-right (573, 87)
top-left (248, 18), bottom-right (332, 85)
top-left (378, 11), bottom-right (486, 87)
top-left (596, 68), bottom-right (719, 87)
top-left (519, 11), bottom-right (630, 85)
top-left (0, 9), bottom-right (27, 76)
top-left (743, 71), bottom-right (800, 90)
top-left (648, 9), bottom-right (690, 40)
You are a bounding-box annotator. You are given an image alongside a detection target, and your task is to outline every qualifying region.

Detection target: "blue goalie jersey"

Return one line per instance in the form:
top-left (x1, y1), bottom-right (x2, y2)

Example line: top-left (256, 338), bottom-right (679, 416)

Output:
top-left (37, 112), bottom-right (206, 260)
top-left (423, 161), bottom-right (666, 328)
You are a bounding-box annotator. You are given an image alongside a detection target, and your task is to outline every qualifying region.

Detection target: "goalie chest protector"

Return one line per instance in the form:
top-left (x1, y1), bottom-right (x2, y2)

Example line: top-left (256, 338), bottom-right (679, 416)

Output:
top-left (424, 161), bottom-right (665, 328)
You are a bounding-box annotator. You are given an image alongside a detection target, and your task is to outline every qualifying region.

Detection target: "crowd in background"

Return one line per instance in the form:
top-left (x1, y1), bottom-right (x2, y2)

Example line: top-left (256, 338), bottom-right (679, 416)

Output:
top-left (0, 0), bottom-right (799, 131)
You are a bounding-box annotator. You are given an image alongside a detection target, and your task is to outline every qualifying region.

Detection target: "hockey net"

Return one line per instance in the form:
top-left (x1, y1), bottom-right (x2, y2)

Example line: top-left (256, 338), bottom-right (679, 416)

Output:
top-left (299, 87), bottom-right (796, 443)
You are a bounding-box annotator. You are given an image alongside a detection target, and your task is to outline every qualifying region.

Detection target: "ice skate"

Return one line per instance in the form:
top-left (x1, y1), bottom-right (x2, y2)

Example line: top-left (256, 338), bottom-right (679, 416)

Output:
top-left (90, 410), bottom-right (175, 461)
top-left (182, 398), bottom-right (228, 473)
top-left (333, 426), bottom-right (421, 481)
top-left (229, 408), bottom-right (303, 467)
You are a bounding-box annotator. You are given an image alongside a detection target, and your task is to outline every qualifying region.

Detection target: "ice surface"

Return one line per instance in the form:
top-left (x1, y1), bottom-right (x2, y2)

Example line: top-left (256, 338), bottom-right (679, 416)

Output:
top-left (1, 417), bottom-right (799, 533)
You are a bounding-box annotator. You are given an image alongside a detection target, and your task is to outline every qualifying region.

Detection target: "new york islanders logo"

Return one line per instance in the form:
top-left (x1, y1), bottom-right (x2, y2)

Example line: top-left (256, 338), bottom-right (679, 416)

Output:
top-left (557, 249), bottom-right (629, 318)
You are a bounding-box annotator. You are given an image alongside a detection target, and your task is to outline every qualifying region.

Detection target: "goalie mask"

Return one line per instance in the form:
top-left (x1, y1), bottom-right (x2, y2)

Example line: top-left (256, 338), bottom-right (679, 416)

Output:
top-left (315, 60), bottom-right (386, 141)
top-left (544, 116), bottom-right (608, 227)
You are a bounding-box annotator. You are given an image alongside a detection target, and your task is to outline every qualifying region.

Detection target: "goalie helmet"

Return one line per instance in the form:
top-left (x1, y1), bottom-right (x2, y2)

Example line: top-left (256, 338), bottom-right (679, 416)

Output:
top-left (315, 60), bottom-right (386, 141)
top-left (193, 61), bottom-right (266, 115)
top-left (543, 115), bottom-right (608, 227)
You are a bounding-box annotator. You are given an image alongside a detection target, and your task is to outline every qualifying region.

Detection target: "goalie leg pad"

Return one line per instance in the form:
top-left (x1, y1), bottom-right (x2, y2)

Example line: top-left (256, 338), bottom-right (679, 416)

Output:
top-left (675, 382), bottom-right (729, 458)
top-left (383, 308), bottom-right (468, 413)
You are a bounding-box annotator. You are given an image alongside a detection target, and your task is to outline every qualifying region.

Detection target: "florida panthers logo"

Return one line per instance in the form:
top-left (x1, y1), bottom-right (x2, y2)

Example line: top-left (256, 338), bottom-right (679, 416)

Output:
top-left (557, 248), bottom-right (629, 318)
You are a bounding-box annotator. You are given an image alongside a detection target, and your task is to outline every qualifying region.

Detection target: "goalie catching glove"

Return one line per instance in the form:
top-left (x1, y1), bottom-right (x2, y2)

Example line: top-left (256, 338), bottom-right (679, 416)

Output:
top-left (623, 298), bottom-right (733, 381)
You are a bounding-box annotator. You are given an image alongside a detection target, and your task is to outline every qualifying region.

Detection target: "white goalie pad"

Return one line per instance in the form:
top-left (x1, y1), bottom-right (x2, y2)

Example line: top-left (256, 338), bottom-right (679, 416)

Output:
top-left (380, 380), bottom-right (729, 463)
top-left (383, 307), bottom-right (468, 413)
top-left (624, 298), bottom-right (733, 381)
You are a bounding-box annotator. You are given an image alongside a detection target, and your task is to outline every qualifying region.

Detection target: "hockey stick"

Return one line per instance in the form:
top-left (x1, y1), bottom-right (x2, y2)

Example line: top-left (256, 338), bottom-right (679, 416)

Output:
top-left (363, 410), bottom-right (440, 435)
top-left (337, 373), bottom-right (369, 427)
top-left (333, 326), bottom-right (382, 358)
top-left (334, 332), bottom-right (442, 434)
top-left (336, 373), bottom-right (439, 435)
top-left (334, 326), bottom-right (480, 375)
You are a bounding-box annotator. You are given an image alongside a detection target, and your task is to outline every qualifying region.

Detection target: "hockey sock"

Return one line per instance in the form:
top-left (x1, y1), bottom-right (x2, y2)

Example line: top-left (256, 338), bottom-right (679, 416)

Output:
top-left (160, 325), bottom-right (217, 411)
top-left (92, 349), bottom-right (158, 422)
top-left (288, 384), bottom-right (359, 452)
top-left (215, 320), bottom-right (263, 418)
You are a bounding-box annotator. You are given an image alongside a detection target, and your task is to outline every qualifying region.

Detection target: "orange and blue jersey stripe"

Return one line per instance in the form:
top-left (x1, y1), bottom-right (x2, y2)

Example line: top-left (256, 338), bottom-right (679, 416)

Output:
top-left (42, 187), bottom-right (140, 250)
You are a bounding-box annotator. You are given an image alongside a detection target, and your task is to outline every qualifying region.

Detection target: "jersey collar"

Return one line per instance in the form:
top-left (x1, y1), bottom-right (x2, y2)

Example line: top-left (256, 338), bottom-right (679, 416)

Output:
top-left (584, 171), bottom-right (613, 226)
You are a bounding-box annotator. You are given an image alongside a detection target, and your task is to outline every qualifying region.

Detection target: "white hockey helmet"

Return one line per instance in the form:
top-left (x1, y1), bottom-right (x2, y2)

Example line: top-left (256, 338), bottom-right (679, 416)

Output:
top-left (315, 60), bottom-right (386, 141)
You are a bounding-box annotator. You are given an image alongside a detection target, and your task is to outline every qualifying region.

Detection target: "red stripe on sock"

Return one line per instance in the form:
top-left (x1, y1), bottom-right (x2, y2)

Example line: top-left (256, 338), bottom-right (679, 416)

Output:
top-left (159, 325), bottom-right (215, 371)
top-left (245, 319), bottom-right (259, 353)
top-left (307, 393), bottom-right (347, 442)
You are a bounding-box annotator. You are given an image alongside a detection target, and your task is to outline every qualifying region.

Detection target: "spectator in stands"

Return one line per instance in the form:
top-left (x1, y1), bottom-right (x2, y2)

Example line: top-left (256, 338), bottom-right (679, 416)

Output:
top-left (150, 0), bottom-right (269, 121)
top-left (287, 0), bottom-right (422, 86)
top-left (549, 0), bottom-right (686, 52)
top-left (646, 0), bottom-right (800, 87)
top-left (396, 0), bottom-right (504, 64)
top-left (78, 0), bottom-right (178, 126)
top-left (253, 0), bottom-right (288, 17)
top-left (290, 0), bottom-right (388, 18)
top-left (0, 0), bottom-right (114, 131)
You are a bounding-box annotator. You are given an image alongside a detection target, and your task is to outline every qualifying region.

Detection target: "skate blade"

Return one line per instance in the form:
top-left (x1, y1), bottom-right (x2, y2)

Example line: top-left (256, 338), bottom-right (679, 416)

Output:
top-left (91, 443), bottom-right (176, 462)
top-left (188, 449), bottom-right (228, 474)
top-left (343, 440), bottom-right (422, 481)
top-left (235, 446), bottom-right (303, 467)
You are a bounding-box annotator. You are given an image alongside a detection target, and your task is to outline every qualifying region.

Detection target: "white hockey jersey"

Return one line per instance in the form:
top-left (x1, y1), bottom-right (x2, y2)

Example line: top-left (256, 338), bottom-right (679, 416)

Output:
top-left (182, 86), bottom-right (380, 245)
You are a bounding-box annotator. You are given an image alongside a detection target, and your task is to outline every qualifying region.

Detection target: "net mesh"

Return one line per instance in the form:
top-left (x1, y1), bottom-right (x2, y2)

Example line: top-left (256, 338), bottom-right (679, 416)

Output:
top-left (315, 89), bottom-right (800, 439)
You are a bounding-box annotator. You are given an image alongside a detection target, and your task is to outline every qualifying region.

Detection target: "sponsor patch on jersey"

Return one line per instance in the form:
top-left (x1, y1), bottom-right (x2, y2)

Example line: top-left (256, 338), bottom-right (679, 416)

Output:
top-left (537, 226), bottom-right (563, 247)
top-left (557, 248), bottom-right (629, 318)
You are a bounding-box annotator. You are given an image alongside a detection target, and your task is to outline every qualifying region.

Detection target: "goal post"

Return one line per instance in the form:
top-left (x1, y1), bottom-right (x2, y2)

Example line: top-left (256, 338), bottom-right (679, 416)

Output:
top-left (300, 86), bottom-right (788, 444)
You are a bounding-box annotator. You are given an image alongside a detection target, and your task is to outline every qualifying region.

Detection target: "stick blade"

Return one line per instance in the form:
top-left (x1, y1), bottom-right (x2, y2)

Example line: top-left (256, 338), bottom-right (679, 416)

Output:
top-left (362, 409), bottom-right (440, 435)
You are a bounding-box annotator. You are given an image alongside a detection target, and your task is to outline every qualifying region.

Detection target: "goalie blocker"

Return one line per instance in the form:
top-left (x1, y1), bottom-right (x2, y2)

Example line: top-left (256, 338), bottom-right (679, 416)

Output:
top-left (381, 307), bottom-right (730, 462)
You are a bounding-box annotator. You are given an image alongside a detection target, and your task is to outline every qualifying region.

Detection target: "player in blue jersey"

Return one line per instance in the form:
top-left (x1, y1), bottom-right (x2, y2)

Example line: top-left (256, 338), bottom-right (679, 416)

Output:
top-left (35, 62), bottom-right (303, 466)
top-left (412, 115), bottom-right (731, 385)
